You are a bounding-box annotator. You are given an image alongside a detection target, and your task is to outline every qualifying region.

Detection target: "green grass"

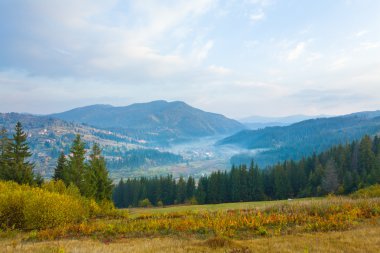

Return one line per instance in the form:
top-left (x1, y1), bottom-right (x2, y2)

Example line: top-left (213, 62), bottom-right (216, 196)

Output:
top-left (128, 197), bottom-right (320, 218)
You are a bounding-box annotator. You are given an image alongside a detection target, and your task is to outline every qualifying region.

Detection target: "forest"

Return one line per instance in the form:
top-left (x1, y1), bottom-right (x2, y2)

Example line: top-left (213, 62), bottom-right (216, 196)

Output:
top-left (113, 134), bottom-right (380, 207)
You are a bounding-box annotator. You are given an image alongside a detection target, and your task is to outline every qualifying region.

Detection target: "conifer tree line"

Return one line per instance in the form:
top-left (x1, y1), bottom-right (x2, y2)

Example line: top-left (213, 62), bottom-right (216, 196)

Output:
top-left (113, 175), bottom-right (196, 208)
top-left (112, 135), bottom-right (380, 207)
top-left (0, 122), bottom-right (113, 202)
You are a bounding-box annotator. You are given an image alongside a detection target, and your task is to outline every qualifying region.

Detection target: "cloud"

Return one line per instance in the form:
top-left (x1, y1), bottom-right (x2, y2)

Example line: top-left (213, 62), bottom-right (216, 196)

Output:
top-left (0, 0), bottom-right (217, 81)
top-left (208, 65), bottom-right (232, 75)
top-left (250, 10), bottom-right (265, 23)
top-left (287, 42), bottom-right (306, 61)
top-left (329, 57), bottom-right (349, 71)
top-left (0, 0), bottom-right (380, 118)
top-left (248, 0), bottom-right (273, 7)
top-left (355, 30), bottom-right (368, 37)
top-left (359, 42), bottom-right (380, 50)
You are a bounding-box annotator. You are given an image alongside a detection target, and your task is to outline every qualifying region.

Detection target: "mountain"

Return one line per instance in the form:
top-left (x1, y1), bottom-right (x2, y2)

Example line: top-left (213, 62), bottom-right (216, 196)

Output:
top-left (0, 113), bottom-right (183, 178)
top-left (240, 114), bottom-right (330, 129)
top-left (218, 110), bottom-right (380, 166)
top-left (50, 101), bottom-right (244, 144)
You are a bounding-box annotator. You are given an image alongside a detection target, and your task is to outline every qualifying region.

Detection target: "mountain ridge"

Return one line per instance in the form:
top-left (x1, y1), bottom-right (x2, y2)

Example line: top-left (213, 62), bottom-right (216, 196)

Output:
top-left (219, 110), bottom-right (380, 166)
top-left (49, 100), bottom-right (245, 143)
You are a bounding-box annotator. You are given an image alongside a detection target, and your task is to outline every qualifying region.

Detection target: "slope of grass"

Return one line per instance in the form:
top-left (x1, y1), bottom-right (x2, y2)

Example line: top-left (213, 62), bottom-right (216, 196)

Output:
top-left (1, 195), bottom-right (379, 252)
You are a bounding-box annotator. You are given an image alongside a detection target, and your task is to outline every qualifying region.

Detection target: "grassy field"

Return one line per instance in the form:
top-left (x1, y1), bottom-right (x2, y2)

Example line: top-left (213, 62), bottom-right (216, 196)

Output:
top-left (1, 196), bottom-right (379, 253)
top-left (128, 197), bottom-right (318, 218)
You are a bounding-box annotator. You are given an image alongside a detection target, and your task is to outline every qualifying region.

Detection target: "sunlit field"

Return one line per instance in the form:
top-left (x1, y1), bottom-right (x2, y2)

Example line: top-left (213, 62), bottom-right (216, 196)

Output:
top-left (1, 194), bottom-right (379, 253)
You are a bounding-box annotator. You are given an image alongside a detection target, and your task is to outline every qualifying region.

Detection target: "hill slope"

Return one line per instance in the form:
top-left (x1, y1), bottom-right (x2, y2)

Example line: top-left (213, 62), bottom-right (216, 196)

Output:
top-left (50, 101), bottom-right (244, 143)
top-left (0, 113), bottom-right (183, 177)
top-left (240, 114), bottom-right (330, 130)
top-left (218, 110), bottom-right (380, 166)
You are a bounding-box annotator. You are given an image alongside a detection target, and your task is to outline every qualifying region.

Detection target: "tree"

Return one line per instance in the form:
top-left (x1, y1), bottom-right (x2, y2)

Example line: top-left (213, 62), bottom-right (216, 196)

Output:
top-left (176, 176), bottom-right (186, 204)
top-left (53, 152), bottom-right (68, 182)
top-left (67, 135), bottom-right (87, 194)
top-left (0, 128), bottom-right (10, 180)
top-left (196, 177), bottom-right (207, 204)
top-left (6, 122), bottom-right (35, 184)
top-left (186, 176), bottom-right (195, 200)
top-left (86, 143), bottom-right (113, 201)
top-left (321, 159), bottom-right (339, 194)
top-left (248, 161), bottom-right (265, 201)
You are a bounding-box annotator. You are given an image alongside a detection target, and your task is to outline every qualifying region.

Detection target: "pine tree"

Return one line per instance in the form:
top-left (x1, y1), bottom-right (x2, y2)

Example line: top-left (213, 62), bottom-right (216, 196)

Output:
top-left (196, 177), bottom-right (207, 204)
top-left (53, 152), bottom-right (68, 182)
top-left (0, 127), bottom-right (10, 180)
top-left (186, 176), bottom-right (195, 200)
top-left (274, 165), bottom-right (291, 199)
top-left (248, 161), bottom-right (265, 201)
top-left (176, 176), bottom-right (186, 204)
top-left (6, 122), bottom-right (35, 184)
top-left (87, 143), bottom-right (113, 201)
top-left (321, 159), bottom-right (339, 194)
top-left (67, 134), bottom-right (87, 194)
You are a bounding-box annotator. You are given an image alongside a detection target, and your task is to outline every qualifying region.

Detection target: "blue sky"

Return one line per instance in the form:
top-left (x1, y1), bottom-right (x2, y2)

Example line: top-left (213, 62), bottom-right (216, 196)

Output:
top-left (0, 0), bottom-right (380, 118)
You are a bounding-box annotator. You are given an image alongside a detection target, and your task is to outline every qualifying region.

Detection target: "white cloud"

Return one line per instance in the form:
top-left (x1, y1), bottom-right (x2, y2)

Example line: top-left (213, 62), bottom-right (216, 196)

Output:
top-left (355, 30), bottom-right (368, 37)
top-left (329, 57), bottom-right (349, 71)
top-left (248, 0), bottom-right (273, 7)
top-left (250, 10), bottom-right (265, 23)
top-left (359, 42), bottom-right (380, 50)
top-left (287, 42), bottom-right (306, 61)
top-left (208, 65), bottom-right (232, 75)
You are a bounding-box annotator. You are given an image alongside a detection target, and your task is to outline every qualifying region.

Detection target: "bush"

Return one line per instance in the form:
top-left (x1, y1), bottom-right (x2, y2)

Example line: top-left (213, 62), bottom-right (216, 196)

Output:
top-left (157, 200), bottom-right (164, 207)
top-left (138, 198), bottom-right (152, 208)
top-left (350, 184), bottom-right (380, 199)
top-left (0, 180), bottom-right (89, 230)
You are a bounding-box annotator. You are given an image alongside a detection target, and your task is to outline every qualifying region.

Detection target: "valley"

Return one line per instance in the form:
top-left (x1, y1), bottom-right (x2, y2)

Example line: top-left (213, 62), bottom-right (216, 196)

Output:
top-left (2, 104), bottom-right (380, 181)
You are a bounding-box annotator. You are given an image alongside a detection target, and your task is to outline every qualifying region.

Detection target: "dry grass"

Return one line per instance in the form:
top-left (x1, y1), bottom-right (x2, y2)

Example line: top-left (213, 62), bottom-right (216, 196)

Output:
top-left (127, 198), bottom-right (318, 218)
top-left (1, 223), bottom-right (379, 253)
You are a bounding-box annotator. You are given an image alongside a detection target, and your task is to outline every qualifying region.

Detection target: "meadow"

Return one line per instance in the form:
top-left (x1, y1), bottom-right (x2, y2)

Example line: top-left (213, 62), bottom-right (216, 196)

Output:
top-left (1, 184), bottom-right (379, 252)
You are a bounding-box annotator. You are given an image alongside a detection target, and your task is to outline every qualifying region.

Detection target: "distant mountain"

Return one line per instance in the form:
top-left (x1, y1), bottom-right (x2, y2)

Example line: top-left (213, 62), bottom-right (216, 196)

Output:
top-left (218, 110), bottom-right (380, 166)
top-left (240, 114), bottom-right (330, 129)
top-left (50, 101), bottom-right (244, 144)
top-left (0, 113), bottom-right (183, 178)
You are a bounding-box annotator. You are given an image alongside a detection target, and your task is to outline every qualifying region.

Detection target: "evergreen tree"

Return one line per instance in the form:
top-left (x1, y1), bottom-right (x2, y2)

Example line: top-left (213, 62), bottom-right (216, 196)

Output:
top-left (87, 143), bottom-right (113, 201)
top-left (176, 176), bottom-right (186, 203)
top-left (67, 134), bottom-right (87, 194)
top-left (186, 176), bottom-right (195, 200)
top-left (248, 161), bottom-right (265, 200)
top-left (53, 152), bottom-right (68, 182)
top-left (0, 128), bottom-right (10, 180)
top-left (196, 177), bottom-right (207, 204)
top-left (6, 122), bottom-right (35, 184)
top-left (321, 159), bottom-right (339, 193)
top-left (274, 165), bottom-right (291, 199)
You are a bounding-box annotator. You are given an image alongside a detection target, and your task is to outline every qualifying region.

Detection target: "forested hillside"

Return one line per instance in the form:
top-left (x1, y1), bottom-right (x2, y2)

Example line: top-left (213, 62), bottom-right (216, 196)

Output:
top-left (113, 135), bottom-right (380, 207)
top-left (50, 101), bottom-right (244, 144)
top-left (220, 111), bottom-right (380, 166)
top-left (0, 113), bottom-right (183, 177)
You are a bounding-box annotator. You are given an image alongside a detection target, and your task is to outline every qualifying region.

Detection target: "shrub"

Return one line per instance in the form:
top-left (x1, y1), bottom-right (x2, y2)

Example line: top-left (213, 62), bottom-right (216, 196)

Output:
top-left (0, 180), bottom-right (89, 230)
top-left (138, 198), bottom-right (152, 208)
top-left (350, 184), bottom-right (380, 199)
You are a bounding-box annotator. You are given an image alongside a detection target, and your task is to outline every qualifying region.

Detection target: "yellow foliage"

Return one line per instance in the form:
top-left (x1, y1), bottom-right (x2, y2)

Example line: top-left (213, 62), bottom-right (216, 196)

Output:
top-left (0, 180), bottom-right (89, 230)
top-left (350, 184), bottom-right (380, 199)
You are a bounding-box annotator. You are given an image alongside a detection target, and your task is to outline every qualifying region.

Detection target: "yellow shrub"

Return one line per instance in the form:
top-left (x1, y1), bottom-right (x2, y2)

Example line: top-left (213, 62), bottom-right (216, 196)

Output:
top-left (0, 180), bottom-right (89, 230)
top-left (23, 188), bottom-right (88, 229)
top-left (350, 184), bottom-right (380, 199)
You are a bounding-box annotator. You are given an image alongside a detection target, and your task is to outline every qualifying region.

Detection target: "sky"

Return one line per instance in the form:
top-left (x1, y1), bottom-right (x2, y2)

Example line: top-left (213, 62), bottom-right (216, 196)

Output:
top-left (0, 0), bottom-right (380, 119)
